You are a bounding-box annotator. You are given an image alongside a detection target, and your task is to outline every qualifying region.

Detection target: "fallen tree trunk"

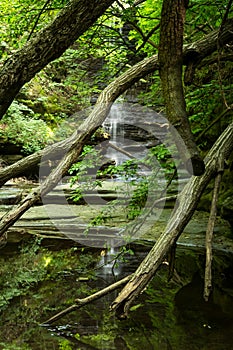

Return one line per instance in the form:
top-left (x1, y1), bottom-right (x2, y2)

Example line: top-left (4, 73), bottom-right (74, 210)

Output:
top-left (0, 56), bottom-right (159, 187)
top-left (110, 121), bottom-right (233, 319)
top-left (0, 18), bottom-right (233, 186)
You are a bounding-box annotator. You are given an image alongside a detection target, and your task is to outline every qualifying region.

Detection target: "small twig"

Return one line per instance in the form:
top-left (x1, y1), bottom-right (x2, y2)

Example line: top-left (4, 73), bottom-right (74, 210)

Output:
top-left (27, 0), bottom-right (52, 41)
top-left (41, 274), bottom-right (133, 325)
top-left (196, 105), bottom-right (233, 143)
top-left (203, 158), bottom-right (224, 301)
top-left (129, 21), bottom-right (159, 50)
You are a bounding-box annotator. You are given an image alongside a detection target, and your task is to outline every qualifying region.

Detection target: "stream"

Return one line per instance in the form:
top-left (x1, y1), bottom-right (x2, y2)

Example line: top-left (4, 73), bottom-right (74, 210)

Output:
top-left (1, 241), bottom-right (233, 350)
top-left (1, 102), bottom-right (233, 349)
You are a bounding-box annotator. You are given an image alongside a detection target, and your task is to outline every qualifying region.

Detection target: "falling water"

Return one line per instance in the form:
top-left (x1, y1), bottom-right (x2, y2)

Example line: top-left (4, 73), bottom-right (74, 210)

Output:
top-left (103, 103), bottom-right (127, 165)
top-left (103, 102), bottom-right (151, 166)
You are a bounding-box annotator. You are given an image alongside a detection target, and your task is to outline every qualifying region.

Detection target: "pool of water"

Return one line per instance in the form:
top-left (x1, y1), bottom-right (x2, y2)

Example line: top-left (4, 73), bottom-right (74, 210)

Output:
top-left (1, 242), bottom-right (233, 350)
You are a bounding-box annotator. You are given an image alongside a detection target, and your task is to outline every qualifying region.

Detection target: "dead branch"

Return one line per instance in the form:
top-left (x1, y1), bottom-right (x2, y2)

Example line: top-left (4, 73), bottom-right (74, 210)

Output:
top-left (196, 105), bottom-right (233, 143)
top-left (203, 160), bottom-right (224, 301)
top-left (110, 122), bottom-right (233, 319)
top-left (42, 274), bottom-right (132, 325)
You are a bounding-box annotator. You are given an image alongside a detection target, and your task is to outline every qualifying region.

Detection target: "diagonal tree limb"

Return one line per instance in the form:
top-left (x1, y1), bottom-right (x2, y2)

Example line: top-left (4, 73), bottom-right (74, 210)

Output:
top-left (0, 52), bottom-right (157, 236)
top-left (0, 18), bottom-right (232, 186)
top-left (0, 18), bottom-right (233, 237)
top-left (41, 274), bottom-right (132, 325)
top-left (41, 124), bottom-right (233, 324)
top-left (110, 122), bottom-right (233, 319)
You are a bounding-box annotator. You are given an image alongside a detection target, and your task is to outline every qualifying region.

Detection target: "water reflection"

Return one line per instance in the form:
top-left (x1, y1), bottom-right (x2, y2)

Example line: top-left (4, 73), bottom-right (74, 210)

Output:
top-left (1, 245), bottom-right (233, 349)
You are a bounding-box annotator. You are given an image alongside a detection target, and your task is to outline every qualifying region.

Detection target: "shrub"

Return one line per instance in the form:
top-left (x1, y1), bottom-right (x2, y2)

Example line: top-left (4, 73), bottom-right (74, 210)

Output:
top-left (0, 101), bottom-right (53, 154)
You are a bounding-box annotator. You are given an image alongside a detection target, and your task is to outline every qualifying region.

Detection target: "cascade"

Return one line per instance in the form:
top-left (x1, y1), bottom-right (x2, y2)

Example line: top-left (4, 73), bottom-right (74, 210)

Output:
top-left (103, 103), bottom-right (127, 165)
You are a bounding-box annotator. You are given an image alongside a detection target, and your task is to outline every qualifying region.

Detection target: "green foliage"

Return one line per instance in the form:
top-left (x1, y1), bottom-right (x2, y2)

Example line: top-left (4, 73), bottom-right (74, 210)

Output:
top-left (128, 0), bottom-right (162, 56)
top-left (146, 145), bottom-right (176, 175)
top-left (69, 145), bottom-right (103, 203)
top-left (0, 343), bottom-right (31, 350)
top-left (47, 48), bottom-right (94, 109)
top-left (59, 339), bottom-right (73, 350)
top-left (0, 0), bottom-right (67, 57)
top-left (0, 237), bottom-right (98, 312)
top-left (68, 144), bottom-right (170, 229)
top-left (0, 101), bottom-right (53, 154)
top-left (69, 145), bottom-right (149, 224)
top-left (185, 0), bottom-right (230, 42)
top-left (186, 71), bottom-right (233, 149)
top-left (126, 178), bottom-right (148, 220)
top-left (0, 238), bottom-right (47, 310)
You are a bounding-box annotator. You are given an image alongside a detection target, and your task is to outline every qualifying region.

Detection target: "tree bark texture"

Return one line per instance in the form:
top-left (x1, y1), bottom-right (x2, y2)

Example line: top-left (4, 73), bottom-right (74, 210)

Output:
top-left (0, 19), bottom-right (232, 187)
top-left (0, 0), bottom-right (115, 118)
top-left (111, 122), bottom-right (233, 319)
top-left (159, 0), bottom-right (205, 176)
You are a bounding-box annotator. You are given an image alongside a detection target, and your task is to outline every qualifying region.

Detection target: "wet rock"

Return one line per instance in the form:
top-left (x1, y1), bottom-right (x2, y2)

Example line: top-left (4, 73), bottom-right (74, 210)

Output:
top-left (0, 187), bottom-right (22, 204)
top-left (143, 210), bottom-right (233, 252)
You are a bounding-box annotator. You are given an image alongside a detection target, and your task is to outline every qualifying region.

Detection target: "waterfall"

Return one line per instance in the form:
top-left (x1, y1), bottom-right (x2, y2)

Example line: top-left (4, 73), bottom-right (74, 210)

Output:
top-left (103, 103), bottom-right (127, 165)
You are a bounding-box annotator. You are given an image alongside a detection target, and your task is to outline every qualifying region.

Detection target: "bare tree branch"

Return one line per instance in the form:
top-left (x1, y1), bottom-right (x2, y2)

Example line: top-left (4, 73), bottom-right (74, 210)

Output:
top-left (203, 162), bottom-right (223, 302)
top-left (27, 0), bottom-right (52, 41)
top-left (42, 274), bottom-right (132, 325)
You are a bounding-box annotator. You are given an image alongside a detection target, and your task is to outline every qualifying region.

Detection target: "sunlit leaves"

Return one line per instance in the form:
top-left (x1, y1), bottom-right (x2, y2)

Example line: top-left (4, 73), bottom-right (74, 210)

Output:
top-left (0, 0), bottom-right (67, 57)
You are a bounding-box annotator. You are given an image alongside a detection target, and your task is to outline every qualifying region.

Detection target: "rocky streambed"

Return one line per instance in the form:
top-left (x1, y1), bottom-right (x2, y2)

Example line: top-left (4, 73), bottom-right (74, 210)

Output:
top-left (0, 179), bottom-right (232, 252)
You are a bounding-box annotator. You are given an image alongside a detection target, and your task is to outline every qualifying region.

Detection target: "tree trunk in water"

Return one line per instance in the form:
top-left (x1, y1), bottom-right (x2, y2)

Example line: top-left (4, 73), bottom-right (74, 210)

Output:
top-left (159, 0), bottom-right (205, 175)
top-left (0, 0), bottom-right (115, 119)
top-left (111, 122), bottom-right (233, 319)
top-left (0, 19), bottom-right (232, 186)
